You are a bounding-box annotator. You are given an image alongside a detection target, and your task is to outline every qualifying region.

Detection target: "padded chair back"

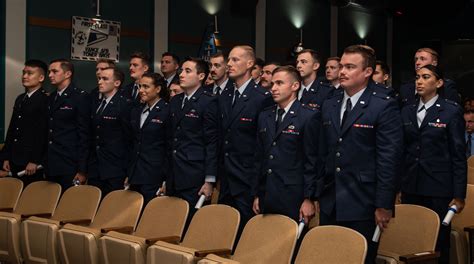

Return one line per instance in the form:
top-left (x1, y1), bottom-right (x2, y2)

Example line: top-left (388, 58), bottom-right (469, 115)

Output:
top-left (378, 204), bottom-right (439, 256)
top-left (295, 225), bottom-right (367, 264)
top-left (134, 196), bottom-right (189, 238)
top-left (0, 178), bottom-right (23, 212)
top-left (181, 204), bottom-right (240, 251)
top-left (90, 190), bottom-right (143, 230)
top-left (232, 214), bottom-right (298, 264)
top-left (468, 167), bottom-right (474, 185)
top-left (51, 185), bottom-right (101, 221)
top-left (452, 184), bottom-right (474, 229)
top-left (468, 156), bottom-right (474, 168)
top-left (14, 181), bottom-right (61, 216)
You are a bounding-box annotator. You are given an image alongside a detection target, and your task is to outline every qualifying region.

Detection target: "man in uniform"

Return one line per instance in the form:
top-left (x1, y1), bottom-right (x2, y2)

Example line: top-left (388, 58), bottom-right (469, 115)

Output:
top-left (317, 45), bottom-right (403, 264)
top-left (325, 56), bottom-right (341, 89)
top-left (206, 51), bottom-right (232, 95)
top-left (2, 60), bottom-right (49, 185)
top-left (88, 67), bottom-right (132, 196)
top-left (161, 52), bottom-right (180, 87)
top-left (219, 45), bottom-right (273, 227)
top-left (260, 62), bottom-right (280, 90)
top-left (296, 49), bottom-right (333, 109)
top-left (123, 52), bottom-right (150, 104)
top-left (168, 57), bottom-right (218, 216)
top-left (253, 65), bottom-right (319, 225)
top-left (46, 59), bottom-right (90, 190)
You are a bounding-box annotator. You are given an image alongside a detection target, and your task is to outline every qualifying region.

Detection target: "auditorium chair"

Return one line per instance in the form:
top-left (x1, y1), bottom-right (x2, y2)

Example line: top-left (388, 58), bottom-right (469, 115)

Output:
top-left (197, 214), bottom-right (298, 264)
top-left (376, 204), bottom-right (440, 264)
top-left (99, 196), bottom-right (189, 264)
top-left (58, 189), bottom-right (143, 264)
top-left (0, 181), bottom-right (61, 264)
top-left (146, 204), bottom-right (240, 264)
top-left (451, 184), bottom-right (474, 264)
top-left (295, 225), bottom-right (367, 264)
top-left (0, 177), bottom-right (23, 213)
top-left (21, 185), bottom-right (101, 264)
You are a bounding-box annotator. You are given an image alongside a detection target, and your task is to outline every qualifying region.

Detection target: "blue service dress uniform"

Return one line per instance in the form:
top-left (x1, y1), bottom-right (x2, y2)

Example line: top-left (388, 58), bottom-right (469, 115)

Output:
top-left (88, 93), bottom-right (133, 197)
top-left (299, 80), bottom-right (334, 109)
top-left (46, 84), bottom-right (91, 190)
top-left (1, 88), bottom-right (48, 185)
top-left (218, 80), bottom-right (273, 225)
top-left (401, 97), bottom-right (467, 264)
top-left (317, 82), bottom-right (403, 264)
top-left (168, 88), bottom-right (219, 211)
top-left (255, 100), bottom-right (320, 222)
top-left (128, 99), bottom-right (171, 204)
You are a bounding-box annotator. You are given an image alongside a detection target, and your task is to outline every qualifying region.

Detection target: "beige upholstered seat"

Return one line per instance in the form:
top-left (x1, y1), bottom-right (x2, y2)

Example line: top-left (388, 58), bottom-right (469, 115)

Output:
top-left (295, 225), bottom-right (367, 264)
top-left (468, 166), bottom-right (474, 185)
top-left (146, 204), bottom-right (240, 264)
top-left (99, 196), bottom-right (189, 264)
top-left (21, 185), bottom-right (101, 264)
top-left (0, 181), bottom-right (61, 264)
top-left (0, 177), bottom-right (23, 212)
top-left (197, 214), bottom-right (298, 264)
top-left (58, 190), bottom-right (143, 264)
top-left (376, 204), bottom-right (440, 264)
top-left (450, 184), bottom-right (474, 264)
top-left (467, 156), bottom-right (474, 168)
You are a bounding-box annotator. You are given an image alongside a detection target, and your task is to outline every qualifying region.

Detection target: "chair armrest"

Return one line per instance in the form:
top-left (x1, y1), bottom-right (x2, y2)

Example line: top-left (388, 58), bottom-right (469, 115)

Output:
top-left (194, 248), bottom-right (232, 258)
top-left (101, 226), bottom-right (134, 234)
top-left (60, 218), bottom-right (92, 225)
top-left (0, 207), bottom-right (13, 212)
top-left (145, 235), bottom-right (181, 245)
top-left (399, 251), bottom-right (440, 263)
top-left (464, 226), bottom-right (474, 264)
top-left (21, 213), bottom-right (52, 219)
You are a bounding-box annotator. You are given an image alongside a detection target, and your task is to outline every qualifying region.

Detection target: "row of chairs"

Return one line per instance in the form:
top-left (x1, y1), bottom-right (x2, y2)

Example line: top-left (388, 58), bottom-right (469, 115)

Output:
top-left (0, 178), bottom-right (473, 264)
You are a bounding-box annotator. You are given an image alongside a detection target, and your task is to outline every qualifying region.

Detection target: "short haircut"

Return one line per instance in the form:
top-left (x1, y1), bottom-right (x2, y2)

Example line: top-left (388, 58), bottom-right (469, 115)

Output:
top-left (50, 58), bottom-right (74, 77)
top-left (264, 61), bottom-right (280, 67)
top-left (232, 45), bottom-right (256, 62)
top-left (419, 64), bottom-right (444, 80)
top-left (416, 47), bottom-right (439, 62)
top-left (96, 58), bottom-right (116, 67)
top-left (297, 49), bottom-right (320, 63)
top-left (375, 60), bottom-right (390, 75)
top-left (130, 51), bottom-right (151, 68)
top-left (210, 51), bottom-right (227, 62)
top-left (142, 72), bottom-right (170, 102)
top-left (104, 67), bottom-right (124, 86)
top-left (255, 58), bottom-right (265, 68)
top-left (184, 57), bottom-right (210, 85)
top-left (25, 59), bottom-right (48, 76)
top-left (343, 45), bottom-right (376, 71)
top-left (162, 52), bottom-right (180, 65)
top-left (273, 65), bottom-right (302, 83)
top-left (327, 57), bottom-right (341, 63)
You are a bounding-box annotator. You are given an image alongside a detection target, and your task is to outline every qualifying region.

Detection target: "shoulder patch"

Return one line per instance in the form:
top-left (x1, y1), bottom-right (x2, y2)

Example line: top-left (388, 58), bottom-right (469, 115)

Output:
top-left (444, 99), bottom-right (458, 106)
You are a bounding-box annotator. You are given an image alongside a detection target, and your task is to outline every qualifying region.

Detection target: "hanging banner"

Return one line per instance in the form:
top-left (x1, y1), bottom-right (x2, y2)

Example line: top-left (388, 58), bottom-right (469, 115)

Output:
top-left (71, 16), bottom-right (120, 62)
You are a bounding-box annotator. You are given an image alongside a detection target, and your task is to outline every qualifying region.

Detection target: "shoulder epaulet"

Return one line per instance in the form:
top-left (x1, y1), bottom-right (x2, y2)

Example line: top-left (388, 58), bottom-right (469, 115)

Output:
top-left (263, 104), bottom-right (276, 111)
top-left (371, 90), bottom-right (390, 100)
top-left (444, 98), bottom-right (458, 106)
top-left (203, 90), bottom-right (216, 97)
top-left (255, 85), bottom-right (271, 96)
top-left (318, 81), bottom-right (331, 88)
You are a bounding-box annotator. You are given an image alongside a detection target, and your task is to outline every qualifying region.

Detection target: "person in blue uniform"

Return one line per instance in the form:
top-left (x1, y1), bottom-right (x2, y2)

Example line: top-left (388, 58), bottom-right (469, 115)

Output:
top-left (128, 72), bottom-right (171, 204)
top-left (253, 65), bottom-right (319, 224)
top-left (89, 59), bottom-right (116, 104)
top-left (401, 64), bottom-right (467, 264)
top-left (295, 49), bottom-right (333, 109)
top-left (46, 59), bottom-right (90, 190)
top-left (167, 57), bottom-right (218, 214)
top-left (205, 51), bottom-right (232, 95)
top-left (88, 67), bottom-right (132, 197)
top-left (123, 52), bottom-right (150, 104)
top-left (399, 48), bottom-right (460, 107)
top-left (317, 45), bottom-right (403, 264)
top-left (218, 45), bottom-right (273, 227)
top-left (2, 59), bottom-right (49, 185)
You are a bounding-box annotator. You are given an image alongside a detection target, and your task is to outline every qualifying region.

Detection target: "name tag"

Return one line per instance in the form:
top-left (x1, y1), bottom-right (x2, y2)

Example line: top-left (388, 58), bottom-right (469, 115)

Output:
top-left (240, 117), bottom-right (253, 122)
top-left (353, 124), bottom-right (374, 129)
top-left (428, 122), bottom-right (446, 128)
